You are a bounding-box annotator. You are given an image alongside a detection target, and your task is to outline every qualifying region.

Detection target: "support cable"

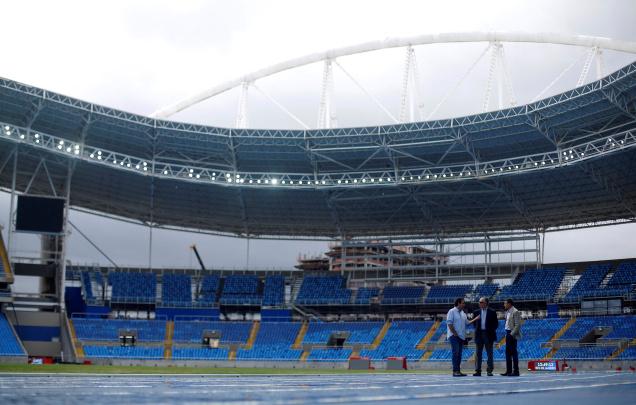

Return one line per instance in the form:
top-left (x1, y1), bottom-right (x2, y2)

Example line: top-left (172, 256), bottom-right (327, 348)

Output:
top-left (333, 60), bottom-right (399, 123)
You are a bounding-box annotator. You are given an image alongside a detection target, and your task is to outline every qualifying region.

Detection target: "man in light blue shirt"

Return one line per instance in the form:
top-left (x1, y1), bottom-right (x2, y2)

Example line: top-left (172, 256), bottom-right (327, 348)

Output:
top-left (447, 297), bottom-right (479, 377)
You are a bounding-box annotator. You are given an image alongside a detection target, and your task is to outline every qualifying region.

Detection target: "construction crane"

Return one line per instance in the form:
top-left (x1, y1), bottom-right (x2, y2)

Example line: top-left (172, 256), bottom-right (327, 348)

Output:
top-left (190, 244), bottom-right (206, 300)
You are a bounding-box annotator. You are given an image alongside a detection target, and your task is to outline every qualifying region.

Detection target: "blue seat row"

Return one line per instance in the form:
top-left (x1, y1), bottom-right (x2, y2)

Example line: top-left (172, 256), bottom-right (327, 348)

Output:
top-left (498, 268), bottom-right (566, 301)
top-left (161, 274), bottom-right (192, 307)
top-left (303, 322), bottom-right (383, 344)
top-left (381, 286), bottom-right (426, 304)
top-left (0, 313), bottom-right (25, 356)
top-left (425, 285), bottom-right (473, 304)
top-left (109, 272), bottom-right (156, 304)
top-left (73, 318), bottom-right (166, 342)
top-left (262, 275), bottom-right (285, 306)
top-left (295, 276), bottom-right (351, 305)
top-left (172, 320), bottom-right (252, 343)
top-left (355, 287), bottom-right (380, 304)
top-left (83, 345), bottom-right (163, 359)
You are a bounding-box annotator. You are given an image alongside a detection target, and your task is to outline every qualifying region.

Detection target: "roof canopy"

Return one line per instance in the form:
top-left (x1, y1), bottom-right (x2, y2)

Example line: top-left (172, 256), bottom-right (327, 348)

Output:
top-left (0, 63), bottom-right (635, 238)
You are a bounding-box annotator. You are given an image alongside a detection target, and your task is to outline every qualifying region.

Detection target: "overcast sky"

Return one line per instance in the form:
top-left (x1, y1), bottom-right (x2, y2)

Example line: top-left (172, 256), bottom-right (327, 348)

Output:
top-left (1, 0), bottom-right (635, 275)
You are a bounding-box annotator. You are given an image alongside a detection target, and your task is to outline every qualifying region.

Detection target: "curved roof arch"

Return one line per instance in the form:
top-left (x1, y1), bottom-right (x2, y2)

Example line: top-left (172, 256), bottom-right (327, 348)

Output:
top-left (151, 31), bottom-right (636, 119)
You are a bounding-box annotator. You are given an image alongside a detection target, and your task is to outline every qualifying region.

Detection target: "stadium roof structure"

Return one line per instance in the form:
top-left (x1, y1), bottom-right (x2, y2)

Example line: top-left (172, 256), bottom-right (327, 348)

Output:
top-left (0, 62), bottom-right (636, 239)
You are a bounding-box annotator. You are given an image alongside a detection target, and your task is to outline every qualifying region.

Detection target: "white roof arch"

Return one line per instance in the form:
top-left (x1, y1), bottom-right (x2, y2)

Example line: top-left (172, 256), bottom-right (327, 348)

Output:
top-left (151, 31), bottom-right (636, 118)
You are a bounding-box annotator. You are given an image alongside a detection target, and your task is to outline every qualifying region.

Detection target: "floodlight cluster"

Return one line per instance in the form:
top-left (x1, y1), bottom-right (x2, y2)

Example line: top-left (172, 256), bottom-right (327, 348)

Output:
top-left (2, 121), bottom-right (635, 189)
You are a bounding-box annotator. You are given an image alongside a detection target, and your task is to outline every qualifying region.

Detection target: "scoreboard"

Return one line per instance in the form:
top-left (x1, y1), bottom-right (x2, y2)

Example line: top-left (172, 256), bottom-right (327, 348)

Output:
top-left (527, 360), bottom-right (559, 371)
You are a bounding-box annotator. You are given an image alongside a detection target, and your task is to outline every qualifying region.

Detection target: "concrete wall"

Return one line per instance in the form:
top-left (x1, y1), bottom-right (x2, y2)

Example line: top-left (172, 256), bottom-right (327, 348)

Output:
top-left (85, 358), bottom-right (636, 371)
top-left (4, 310), bottom-right (61, 357)
top-left (0, 356), bottom-right (27, 364)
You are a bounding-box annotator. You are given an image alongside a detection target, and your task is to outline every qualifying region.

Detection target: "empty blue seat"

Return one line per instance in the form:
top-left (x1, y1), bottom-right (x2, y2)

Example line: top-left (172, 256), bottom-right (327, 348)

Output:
top-left (161, 274), bottom-right (192, 307)
top-left (0, 313), bottom-right (25, 356)
top-left (295, 276), bottom-right (351, 305)
top-left (109, 272), bottom-right (156, 304)
top-left (381, 286), bottom-right (425, 304)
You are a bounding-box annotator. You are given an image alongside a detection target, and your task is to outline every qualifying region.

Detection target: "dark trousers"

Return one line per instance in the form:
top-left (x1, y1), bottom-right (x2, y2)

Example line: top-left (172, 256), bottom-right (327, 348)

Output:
top-left (475, 331), bottom-right (494, 373)
top-left (505, 331), bottom-right (519, 374)
top-left (449, 335), bottom-right (463, 372)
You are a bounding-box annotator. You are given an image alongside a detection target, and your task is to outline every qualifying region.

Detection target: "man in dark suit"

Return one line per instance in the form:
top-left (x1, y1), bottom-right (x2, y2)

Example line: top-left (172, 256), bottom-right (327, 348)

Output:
top-left (472, 297), bottom-right (498, 376)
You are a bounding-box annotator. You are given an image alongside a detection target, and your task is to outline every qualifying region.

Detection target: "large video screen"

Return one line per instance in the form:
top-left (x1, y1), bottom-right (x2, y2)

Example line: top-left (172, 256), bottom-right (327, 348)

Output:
top-left (15, 195), bottom-right (65, 234)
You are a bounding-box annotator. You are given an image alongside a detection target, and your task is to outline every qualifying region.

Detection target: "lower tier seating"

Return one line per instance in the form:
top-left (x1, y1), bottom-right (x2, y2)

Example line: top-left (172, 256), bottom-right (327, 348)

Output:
top-left (83, 345), bottom-right (163, 359)
top-left (0, 313), bottom-right (25, 356)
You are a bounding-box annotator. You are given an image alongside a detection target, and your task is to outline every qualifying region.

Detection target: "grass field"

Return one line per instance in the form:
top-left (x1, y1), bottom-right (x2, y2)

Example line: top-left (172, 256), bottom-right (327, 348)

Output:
top-left (0, 363), bottom-right (441, 375)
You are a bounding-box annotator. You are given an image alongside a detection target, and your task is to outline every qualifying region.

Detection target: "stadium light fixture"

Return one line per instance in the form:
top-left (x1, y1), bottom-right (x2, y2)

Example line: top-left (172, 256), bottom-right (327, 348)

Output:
top-left (271, 178), bottom-right (278, 185)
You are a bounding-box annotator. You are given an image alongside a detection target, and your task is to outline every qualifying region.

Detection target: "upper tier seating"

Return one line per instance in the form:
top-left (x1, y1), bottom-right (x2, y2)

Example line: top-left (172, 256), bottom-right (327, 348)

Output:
top-left (381, 286), bottom-right (426, 304)
top-left (197, 275), bottom-right (220, 305)
top-left (172, 320), bottom-right (252, 343)
top-left (81, 271), bottom-right (94, 301)
top-left (425, 285), bottom-right (473, 304)
top-left (355, 287), bottom-right (380, 304)
top-left (262, 275), bottom-right (285, 306)
top-left (295, 276), bottom-right (351, 305)
top-left (470, 283), bottom-right (499, 302)
top-left (597, 261), bottom-right (636, 297)
top-left (303, 321), bottom-right (383, 345)
top-left (220, 275), bottom-right (261, 305)
top-left (563, 264), bottom-right (612, 302)
top-left (109, 272), bottom-right (156, 304)
top-left (498, 267), bottom-right (566, 301)
top-left (360, 321), bottom-right (432, 360)
top-left (161, 274), bottom-right (192, 307)
top-left (73, 318), bottom-right (166, 342)
top-left (0, 313), bottom-right (25, 356)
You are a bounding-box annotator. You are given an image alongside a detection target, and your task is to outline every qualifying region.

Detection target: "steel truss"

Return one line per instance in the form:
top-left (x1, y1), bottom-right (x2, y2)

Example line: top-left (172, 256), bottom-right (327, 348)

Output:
top-left (338, 230), bottom-right (539, 282)
top-left (2, 119), bottom-right (635, 189)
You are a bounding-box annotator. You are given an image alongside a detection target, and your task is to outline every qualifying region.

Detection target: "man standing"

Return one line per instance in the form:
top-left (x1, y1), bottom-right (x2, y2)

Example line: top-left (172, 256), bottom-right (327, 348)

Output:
top-left (472, 297), bottom-right (498, 376)
top-left (447, 297), bottom-right (480, 377)
top-left (501, 298), bottom-right (522, 376)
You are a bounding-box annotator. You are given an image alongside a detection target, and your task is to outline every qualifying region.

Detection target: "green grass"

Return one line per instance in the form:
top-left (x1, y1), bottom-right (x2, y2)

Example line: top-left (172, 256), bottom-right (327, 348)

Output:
top-left (0, 363), bottom-right (442, 375)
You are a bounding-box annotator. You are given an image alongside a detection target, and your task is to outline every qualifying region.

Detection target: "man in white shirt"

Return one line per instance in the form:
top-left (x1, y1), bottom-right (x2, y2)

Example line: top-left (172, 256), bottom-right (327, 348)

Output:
top-left (447, 297), bottom-right (480, 377)
top-left (501, 298), bottom-right (522, 376)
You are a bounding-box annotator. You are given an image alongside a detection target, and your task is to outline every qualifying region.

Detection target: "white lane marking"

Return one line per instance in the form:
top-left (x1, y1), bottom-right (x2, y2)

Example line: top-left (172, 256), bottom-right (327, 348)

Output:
top-left (309, 380), bottom-right (636, 403)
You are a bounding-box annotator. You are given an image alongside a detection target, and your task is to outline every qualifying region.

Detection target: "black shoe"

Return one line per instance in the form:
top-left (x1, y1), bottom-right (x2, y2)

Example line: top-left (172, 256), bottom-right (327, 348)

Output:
top-left (487, 372), bottom-right (494, 376)
top-left (453, 372), bottom-right (467, 377)
top-left (510, 372), bottom-right (520, 377)
top-left (473, 372), bottom-right (482, 376)
top-left (500, 372), bottom-right (511, 376)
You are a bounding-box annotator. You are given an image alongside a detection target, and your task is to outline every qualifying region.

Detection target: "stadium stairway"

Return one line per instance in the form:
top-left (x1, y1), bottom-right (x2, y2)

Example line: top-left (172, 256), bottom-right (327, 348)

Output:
top-left (245, 321), bottom-right (260, 349)
top-left (164, 321), bottom-right (174, 360)
top-left (293, 321), bottom-right (309, 349)
top-left (496, 335), bottom-right (506, 349)
top-left (420, 350), bottom-right (434, 361)
top-left (545, 317), bottom-right (576, 359)
top-left (416, 319), bottom-right (440, 349)
top-left (607, 338), bottom-right (636, 360)
top-left (370, 320), bottom-right (391, 349)
top-left (68, 319), bottom-right (85, 359)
